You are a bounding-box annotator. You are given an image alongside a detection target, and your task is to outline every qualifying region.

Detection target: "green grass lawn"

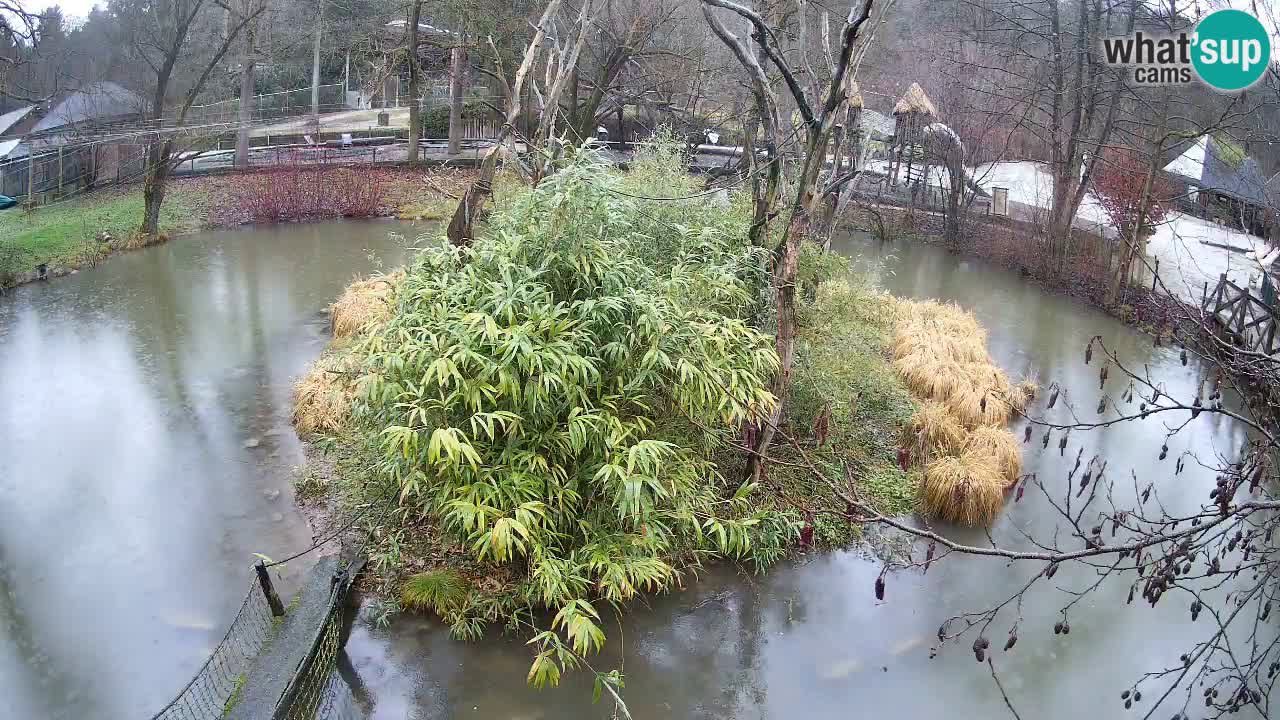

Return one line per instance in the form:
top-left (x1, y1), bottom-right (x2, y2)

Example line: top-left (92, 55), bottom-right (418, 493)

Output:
top-left (0, 188), bottom-right (200, 282)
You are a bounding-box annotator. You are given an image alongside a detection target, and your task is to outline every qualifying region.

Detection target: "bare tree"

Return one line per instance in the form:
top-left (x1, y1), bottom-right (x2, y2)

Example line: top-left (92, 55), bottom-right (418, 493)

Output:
top-left (0, 2), bottom-right (46, 106)
top-left (405, 0), bottom-right (423, 163)
top-left (702, 0), bottom-right (878, 482)
top-left (445, 0), bottom-right (574, 245)
top-left (233, 0), bottom-right (264, 168)
top-left (115, 0), bottom-right (264, 236)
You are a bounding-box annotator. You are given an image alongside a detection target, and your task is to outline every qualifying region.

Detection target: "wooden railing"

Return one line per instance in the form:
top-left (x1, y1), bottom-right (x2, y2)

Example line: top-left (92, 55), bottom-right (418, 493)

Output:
top-left (1202, 273), bottom-right (1280, 356)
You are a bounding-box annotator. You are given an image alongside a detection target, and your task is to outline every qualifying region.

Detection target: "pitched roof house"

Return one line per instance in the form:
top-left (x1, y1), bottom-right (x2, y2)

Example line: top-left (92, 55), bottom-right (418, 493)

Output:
top-left (1163, 134), bottom-right (1271, 237)
top-left (0, 82), bottom-right (146, 144)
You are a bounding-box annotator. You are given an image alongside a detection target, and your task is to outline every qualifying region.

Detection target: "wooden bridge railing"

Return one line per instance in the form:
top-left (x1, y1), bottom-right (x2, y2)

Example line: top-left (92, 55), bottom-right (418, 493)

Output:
top-left (1202, 273), bottom-right (1280, 356)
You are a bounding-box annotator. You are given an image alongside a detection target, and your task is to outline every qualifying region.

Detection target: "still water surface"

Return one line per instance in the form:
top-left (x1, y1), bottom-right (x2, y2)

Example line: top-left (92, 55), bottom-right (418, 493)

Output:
top-left (0, 223), bottom-right (1263, 719)
top-left (340, 232), bottom-right (1263, 719)
top-left (0, 220), bottom-right (412, 718)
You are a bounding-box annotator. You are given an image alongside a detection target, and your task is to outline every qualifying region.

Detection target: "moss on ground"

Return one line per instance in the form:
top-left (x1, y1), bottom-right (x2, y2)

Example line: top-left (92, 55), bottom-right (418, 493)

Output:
top-left (770, 278), bottom-right (919, 547)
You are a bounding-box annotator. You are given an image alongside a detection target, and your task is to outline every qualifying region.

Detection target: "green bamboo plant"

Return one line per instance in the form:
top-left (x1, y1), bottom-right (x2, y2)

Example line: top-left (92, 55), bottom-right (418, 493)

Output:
top-left (355, 146), bottom-right (795, 684)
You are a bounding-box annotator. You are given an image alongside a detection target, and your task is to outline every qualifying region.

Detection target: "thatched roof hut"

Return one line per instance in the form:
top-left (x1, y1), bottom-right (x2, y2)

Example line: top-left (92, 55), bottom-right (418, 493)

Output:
top-left (847, 79), bottom-right (864, 109)
top-left (893, 83), bottom-right (937, 118)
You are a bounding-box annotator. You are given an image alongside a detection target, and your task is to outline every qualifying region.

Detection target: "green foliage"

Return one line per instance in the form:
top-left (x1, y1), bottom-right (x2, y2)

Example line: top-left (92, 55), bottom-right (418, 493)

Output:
top-left (401, 569), bottom-right (469, 614)
top-left (797, 242), bottom-right (852, 290)
top-left (1212, 133), bottom-right (1246, 168)
top-left (420, 101), bottom-right (492, 139)
top-left (776, 272), bottom-right (919, 538)
top-left (354, 146), bottom-right (795, 682)
top-left (618, 128), bottom-right (760, 277)
top-left (0, 188), bottom-right (197, 286)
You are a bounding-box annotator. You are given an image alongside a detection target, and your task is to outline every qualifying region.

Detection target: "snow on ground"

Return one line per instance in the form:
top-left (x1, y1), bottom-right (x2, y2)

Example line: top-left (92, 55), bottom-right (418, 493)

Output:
top-left (869, 158), bottom-right (1272, 303)
top-left (1146, 214), bottom-right (1269, 304)
top-left (970, 161), bottom-right (1270, 304)
top-left (971, 161), bottom-right (1111, 228)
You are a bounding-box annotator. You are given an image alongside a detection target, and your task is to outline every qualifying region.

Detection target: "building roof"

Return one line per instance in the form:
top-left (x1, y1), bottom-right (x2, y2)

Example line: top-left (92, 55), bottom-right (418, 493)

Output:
top-left (893, 82), bottom-right (937, 117)
top-left (29, 81), bottom-right (145, 135)
top-left (860, 108), bottom-right (896, 140)
top-left (1164, 135), bottom-right (1268, 207)
top-left (0, 105), bottom-right (35, 136)
top-left (0, 139), bottom-right (22, 159)
top-left (384, 18), bottom-right (455, 35)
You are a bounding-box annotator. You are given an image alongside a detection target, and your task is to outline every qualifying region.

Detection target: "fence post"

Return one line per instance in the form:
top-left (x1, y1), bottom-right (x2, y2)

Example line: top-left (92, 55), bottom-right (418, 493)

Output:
top-left (57, 146), bottom-right (64, 197)
top-left (27, 151), bottom-right (35, 203)
top-left (255, 560), bottom-right (286, 617)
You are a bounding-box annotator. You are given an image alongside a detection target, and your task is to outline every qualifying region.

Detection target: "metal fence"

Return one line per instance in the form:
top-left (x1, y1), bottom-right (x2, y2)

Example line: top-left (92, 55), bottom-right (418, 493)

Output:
top-left (186, 84), bottom-right (348, 126)
top-left (0, 143), bottom-right (148, 206)
top-left (275, 561), bottom-right (366, 720)
top-left (149, 579), bottom-right (278, 720)
top-left (148, 557), bottom-right (365, 720)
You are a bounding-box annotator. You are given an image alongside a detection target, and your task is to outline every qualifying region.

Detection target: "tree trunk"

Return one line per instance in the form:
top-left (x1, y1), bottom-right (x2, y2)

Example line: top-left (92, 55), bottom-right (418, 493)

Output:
top-left (406, 0), bottom-right (422, 163)
top-left (235, 9), bottom-right (256, 168)
top-left (748, 132), bottom-right (825, 483)
top-left (141, 138), bottom-right (172, 237)
top-left (447, 46), bottom-right (466, 155)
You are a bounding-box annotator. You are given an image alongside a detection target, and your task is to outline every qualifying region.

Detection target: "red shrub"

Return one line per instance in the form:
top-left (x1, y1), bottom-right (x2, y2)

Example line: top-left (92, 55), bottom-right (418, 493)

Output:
top-left (1093, 147), bottom-right (1178, 236)
top-left (236, 162), bottom-right (384, 224)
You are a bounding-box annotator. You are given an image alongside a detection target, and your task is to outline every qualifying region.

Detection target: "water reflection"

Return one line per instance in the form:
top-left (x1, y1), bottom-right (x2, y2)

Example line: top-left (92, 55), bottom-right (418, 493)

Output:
top-left (0, 220), bottom-right (413, 719)
top-left (342, 232), bottom-right (1263, 719)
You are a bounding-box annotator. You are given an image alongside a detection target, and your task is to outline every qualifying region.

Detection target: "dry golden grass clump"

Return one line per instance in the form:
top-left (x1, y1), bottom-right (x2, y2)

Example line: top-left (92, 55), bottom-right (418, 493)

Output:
top-left (962, 426), bottom-right (1022, 484)
top-left (331, 270), bottom-right (404, 339)
top-left (907, 401), bottom-right (967, 463)
top-left (294, 270), bottom-right (407, 435)
top-left (920, 454), bottom-right (1006, 527)
top-left (892, 298), bottom-right (1035, 527)
top-left (292, 350), bottom-right (359, 435)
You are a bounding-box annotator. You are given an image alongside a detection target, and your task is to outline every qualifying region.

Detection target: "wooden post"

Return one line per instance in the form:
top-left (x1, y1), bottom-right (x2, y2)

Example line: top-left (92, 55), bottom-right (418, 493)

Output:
top-left (255, 560), bottom-right (286, 617)
top-left (1151, 258), bottom-right (1159, 292)
top-left (27, 151), bottom-right (35, 203)
top-left (57, 146), bottom-right (64, 197)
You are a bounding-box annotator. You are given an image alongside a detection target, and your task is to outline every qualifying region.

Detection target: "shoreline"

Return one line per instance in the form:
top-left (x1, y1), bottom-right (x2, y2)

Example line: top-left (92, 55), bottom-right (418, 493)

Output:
top-left (0, 165), bottom-right (471, 293)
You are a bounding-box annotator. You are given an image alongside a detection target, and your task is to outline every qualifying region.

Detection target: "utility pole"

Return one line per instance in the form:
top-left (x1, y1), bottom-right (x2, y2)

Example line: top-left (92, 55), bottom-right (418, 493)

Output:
top-left (236, 0), bottom-right (259, 168)
top-left (310, 0), bottom-right (322, 131)
top-left (406, 0), bottom-right (422, 162)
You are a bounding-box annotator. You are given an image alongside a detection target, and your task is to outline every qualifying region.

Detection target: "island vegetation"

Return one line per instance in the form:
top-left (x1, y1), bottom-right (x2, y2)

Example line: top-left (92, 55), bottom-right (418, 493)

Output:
top-left (291, 137), bottom-right (1027, 685)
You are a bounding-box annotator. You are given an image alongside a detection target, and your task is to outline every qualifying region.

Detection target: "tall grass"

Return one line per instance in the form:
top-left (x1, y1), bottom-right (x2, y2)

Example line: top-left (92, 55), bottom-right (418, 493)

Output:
top-left (893, 298), bottom-right (1031, 526)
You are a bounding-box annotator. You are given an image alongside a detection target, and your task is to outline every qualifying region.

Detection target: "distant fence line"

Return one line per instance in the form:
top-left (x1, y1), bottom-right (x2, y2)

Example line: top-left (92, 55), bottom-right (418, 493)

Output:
top-left (0, 143), bottom-right (147, 205)
top-left (184, 84), bottom-right (348, 126)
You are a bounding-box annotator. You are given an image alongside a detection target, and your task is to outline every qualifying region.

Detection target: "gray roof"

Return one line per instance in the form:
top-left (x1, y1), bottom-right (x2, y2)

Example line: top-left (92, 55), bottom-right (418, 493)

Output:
top-left (0, 105), bottom-right (34, 136)
top-left (860, 109), bottom-right (895, 140)
top-left (30, 81), bottom-right (145, 134)
top-left (1199, 137), bottom-right (1267, 207)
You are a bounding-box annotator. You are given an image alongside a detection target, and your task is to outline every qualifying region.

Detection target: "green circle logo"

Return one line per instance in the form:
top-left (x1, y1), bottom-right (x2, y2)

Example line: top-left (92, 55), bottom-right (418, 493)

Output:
top-left (1192, 9), bottom-right (1271, 91)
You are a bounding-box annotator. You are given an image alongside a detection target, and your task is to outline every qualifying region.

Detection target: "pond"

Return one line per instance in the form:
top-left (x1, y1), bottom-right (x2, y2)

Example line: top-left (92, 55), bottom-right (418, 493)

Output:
top-left (0, 219), bottom-right (415, 719)
top-left (0, 221), bottom-right (1264, 719)
top-left (339, 231), bottom-right (1264, 719)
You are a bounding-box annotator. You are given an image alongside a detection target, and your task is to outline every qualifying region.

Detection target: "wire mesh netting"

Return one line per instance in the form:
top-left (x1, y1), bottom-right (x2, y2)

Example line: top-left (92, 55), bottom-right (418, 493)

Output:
top-left (278, 597), bottom-right (362, 720)
top-left (149, 579), bottom-right (277, 720)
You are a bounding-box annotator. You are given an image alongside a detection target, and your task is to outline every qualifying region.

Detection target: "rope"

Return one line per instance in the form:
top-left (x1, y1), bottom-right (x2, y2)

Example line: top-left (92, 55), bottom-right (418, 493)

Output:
top-left (263, 486), bottom-right (398, 568)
